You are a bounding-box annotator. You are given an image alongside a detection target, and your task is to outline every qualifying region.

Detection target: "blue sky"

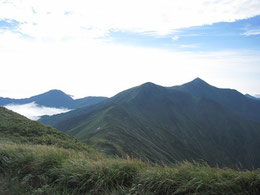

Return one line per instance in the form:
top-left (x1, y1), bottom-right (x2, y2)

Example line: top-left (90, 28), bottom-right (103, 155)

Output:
top-left (0, 0), bottom-right (260, 99)
top-left (107, 15), bottom-right (260, 51)
top-left (0, 19), bottom-right (19, 30)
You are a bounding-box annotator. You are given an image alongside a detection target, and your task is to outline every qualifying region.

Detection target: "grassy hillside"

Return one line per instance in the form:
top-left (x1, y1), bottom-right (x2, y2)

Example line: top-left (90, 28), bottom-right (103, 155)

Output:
top-left (0, 107), bottom-right (93, 151)
top-left (1, 106), bottom-right (260, 194)
top-left (40, 82), bottom-right (260, 169)
top-left (172, 78), bottom-right (260, 122)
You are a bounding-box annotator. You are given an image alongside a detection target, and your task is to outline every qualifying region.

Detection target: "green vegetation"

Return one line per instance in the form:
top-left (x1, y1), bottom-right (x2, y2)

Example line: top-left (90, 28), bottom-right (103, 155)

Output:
top-left (1, 106), bottom-right (260, 194)
top-left (1, 143), bottom-right (260, 194)
top-left (0, 107), bottom-right (97, 152)
top-left (41, 82), bottom-right (260, 169)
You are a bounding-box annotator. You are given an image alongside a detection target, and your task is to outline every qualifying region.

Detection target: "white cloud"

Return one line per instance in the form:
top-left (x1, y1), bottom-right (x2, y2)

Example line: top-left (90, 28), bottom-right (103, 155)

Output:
top-left (242, 29), bottom-right (260, 36)
top-left (0, 0), bottom-right (260, 38)
top-left (4, 102), bottom-right (71, 120)
top-left (171, 36), bottom-right (179, 41)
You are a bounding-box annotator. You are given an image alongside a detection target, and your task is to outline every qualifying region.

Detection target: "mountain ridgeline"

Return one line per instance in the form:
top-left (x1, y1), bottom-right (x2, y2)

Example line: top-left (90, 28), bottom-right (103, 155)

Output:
top-left (0, 89), bottom-right (107, 109)
top-left (172, 78), bottom-right (260, 122)
top-left (40, 79), bottom-right (260, 169)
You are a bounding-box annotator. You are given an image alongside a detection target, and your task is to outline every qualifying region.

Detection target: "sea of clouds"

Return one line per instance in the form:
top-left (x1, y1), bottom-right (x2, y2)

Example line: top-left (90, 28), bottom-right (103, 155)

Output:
top-left (5, 102), bottom-right (70, 120)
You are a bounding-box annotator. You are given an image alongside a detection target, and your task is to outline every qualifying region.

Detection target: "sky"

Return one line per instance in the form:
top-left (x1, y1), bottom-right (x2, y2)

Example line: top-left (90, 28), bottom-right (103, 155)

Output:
top-left (0, 0), bottom-right (260, 100)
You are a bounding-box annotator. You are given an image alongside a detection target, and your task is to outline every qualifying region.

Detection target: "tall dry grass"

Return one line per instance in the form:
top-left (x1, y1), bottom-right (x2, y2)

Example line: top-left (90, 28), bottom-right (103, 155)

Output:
top-left (1, 142), bottom-right (260, 194)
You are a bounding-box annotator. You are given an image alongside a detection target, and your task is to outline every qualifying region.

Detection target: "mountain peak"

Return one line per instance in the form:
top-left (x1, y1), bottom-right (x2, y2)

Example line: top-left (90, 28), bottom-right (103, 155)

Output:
top-left (140, 82), bottom-right (157, 87)
top-left (27, 89), bottom-right (74, 108)
top-left (184, 78), bottom-right (211, 88)
top-left (31, 89), bottom-right (73, 100)
top-left (191, 77), bottom-right (208, 85)
top-left (138, 82), bottom-right (163, 92)
top-left (48, 89), bottom-right (63, 92)
top-left (45, 89), bottom-right (69, 96)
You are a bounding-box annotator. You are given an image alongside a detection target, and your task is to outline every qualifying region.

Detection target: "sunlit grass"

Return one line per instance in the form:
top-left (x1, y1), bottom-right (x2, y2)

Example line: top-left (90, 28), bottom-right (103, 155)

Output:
top-left (1, 142), bottom-right (260, 194)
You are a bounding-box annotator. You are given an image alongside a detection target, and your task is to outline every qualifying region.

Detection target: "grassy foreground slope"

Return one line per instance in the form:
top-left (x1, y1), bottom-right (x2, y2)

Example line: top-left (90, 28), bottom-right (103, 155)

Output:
top-left (1, 107), bottom-right (260, 194)
top-left (1, 143), bottom-right (260, 194)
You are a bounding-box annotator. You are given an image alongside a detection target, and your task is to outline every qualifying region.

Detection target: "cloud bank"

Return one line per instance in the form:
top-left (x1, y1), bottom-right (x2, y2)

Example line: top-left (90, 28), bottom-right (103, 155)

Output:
top-left (5, 102), bottom-right (71, 120)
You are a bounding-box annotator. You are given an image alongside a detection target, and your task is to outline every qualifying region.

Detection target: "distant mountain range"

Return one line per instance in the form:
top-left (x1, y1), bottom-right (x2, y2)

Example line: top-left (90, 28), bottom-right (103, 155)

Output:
top-left (0, 89), bottom-right (107, 109)
top-left (40, 78), bottom-right (260, 169)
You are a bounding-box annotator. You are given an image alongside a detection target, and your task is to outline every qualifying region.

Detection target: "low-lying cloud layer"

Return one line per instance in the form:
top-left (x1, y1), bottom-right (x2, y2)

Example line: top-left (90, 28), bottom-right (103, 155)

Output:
top-left (5, 102), bottom-right (70, 120)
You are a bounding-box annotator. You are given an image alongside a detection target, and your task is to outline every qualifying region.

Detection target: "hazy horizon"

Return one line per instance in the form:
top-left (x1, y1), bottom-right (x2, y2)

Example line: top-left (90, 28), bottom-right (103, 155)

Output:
top-left (0, 78), bottom-right (260, 100)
